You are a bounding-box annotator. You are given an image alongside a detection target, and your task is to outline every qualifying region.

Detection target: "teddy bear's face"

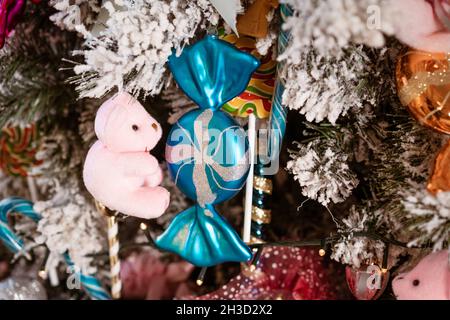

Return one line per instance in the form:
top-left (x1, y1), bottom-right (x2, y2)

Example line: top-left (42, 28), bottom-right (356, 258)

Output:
top-left (392, 251), bottom-right (450, 300)
top-left (95, 92), bottom-right (162, 153)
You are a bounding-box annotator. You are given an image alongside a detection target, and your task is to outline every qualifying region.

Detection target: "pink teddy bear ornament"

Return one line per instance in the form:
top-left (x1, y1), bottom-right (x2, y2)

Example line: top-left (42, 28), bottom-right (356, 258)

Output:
top-left (390, 0), bottom-right (450, 53)
top-left (83, 92), bottom-right (170, 219)
top-left (392, 250), bottom-right (450, 300)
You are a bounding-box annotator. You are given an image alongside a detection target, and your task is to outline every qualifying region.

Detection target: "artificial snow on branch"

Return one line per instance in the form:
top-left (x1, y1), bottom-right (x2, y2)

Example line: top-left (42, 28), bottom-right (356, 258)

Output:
top-left (70, 0), bottom-right (219, 98)
top-left (287, 139), bottom-right (358, 206)
top-left (34, 184), bottom-right (107, 274)
top-left (331, 206), bottom-right (386, 268)
top-left (403, 189), bottom-right (450, 253)
top-left (50, 0), bottom-right (101, 31)
top-left (280, 46), bottom-right (383, 124)
top-left (280, 0), bottom-right (395, 58)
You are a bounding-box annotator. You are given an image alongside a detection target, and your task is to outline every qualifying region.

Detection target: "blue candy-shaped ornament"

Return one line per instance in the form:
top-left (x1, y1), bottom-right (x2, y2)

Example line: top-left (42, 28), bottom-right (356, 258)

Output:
top-left (156, 35), bottom-right (260, 266)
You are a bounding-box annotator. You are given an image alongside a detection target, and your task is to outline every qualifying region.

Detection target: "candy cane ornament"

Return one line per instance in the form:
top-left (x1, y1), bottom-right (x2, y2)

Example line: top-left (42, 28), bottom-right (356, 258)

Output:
top-left (0, 196), bottom-right (111, 300)
top-left (0, 197), bottom-right (40, 259)
top-left (64, 253), bottom-right (111, 301)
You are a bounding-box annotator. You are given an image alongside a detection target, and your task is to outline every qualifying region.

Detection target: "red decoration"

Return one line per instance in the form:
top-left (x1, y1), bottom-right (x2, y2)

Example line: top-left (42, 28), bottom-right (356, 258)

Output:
top-left (345, 264), bottom-right (390, 300)
top-left (0, 0), bottom-right (40, 49)
top-left (194, 247), bottom-right (338, 300)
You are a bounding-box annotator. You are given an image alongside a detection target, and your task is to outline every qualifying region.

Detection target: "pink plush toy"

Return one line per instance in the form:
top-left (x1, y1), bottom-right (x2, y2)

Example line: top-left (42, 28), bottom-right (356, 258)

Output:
top-left (83, 92), bottom-right (170, 219)
top-left (390, 0), bottom-right (450, 53)
top-left (392, 250), bottom-right (450, 300)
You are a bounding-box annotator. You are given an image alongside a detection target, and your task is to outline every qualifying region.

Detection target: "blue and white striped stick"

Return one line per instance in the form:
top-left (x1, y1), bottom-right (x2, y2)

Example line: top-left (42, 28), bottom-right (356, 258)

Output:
top-left (267, 3), bottom-right (292, 160)
top-left (64, 253), bottom-right (111, 300)
top-left (0, 196), bottom-right (111, 300)
top-left (0, 197), bottom-right (40, 258)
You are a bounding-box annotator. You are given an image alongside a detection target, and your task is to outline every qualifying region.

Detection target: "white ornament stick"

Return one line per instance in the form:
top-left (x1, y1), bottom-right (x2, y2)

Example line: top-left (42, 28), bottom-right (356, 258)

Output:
top-left (243, 113), bottom-right (256, 243)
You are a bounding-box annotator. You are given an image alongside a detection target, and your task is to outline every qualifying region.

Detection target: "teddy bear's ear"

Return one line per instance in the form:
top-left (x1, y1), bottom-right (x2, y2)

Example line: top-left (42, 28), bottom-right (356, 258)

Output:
top-left (95, 92), bottom-right (134, 143)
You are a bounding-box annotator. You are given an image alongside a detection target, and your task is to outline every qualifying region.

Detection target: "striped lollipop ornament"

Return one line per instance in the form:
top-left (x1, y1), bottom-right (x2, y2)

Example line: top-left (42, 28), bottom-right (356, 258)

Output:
top-left (217, 25), bottom-right (278, 245)
top-left (249, 4), bottom-right (292, 243)
top-left (219, 27), bottom-right (277, 120)
top-left (0, 125), bottom-right (42, 177)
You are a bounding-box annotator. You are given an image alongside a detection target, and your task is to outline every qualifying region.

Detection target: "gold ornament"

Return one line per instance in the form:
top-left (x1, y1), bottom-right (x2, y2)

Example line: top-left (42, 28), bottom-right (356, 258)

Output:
top-left (251, 206), bottom-right (272, 224)
top-left (396, 50), bottom-right (450, 134)
top-left (428, 140), bottom-right (450, 194)
top-left (253, 176), bottom-right (273, 195)
top-left (236, 0), bottom-right (279, 39)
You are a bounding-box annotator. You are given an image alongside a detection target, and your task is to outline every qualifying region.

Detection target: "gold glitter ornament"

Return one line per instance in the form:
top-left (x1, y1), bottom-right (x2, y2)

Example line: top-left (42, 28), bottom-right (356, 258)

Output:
top-left (428, 139), bottom-right (450, 194)
top-left (396, 50), bottom-right (450, 134)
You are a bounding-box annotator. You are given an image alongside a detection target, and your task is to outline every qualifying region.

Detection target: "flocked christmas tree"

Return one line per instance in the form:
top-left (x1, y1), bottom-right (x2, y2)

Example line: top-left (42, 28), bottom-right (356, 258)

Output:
top-left (0, 0), bottom-right (448, 300)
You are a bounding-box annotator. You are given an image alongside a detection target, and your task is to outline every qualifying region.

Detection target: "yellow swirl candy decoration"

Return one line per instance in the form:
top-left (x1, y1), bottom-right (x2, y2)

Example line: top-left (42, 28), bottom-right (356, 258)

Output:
top-left (219, 28), bottom-right (276, 119)
top-left (0, 125), bottom-right (42, 177)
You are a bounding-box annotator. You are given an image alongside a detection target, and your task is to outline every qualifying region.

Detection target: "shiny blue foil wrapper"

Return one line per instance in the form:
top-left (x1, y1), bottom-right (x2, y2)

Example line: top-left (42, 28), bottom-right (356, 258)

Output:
top-left (156, 35), bottom-right (260, 266)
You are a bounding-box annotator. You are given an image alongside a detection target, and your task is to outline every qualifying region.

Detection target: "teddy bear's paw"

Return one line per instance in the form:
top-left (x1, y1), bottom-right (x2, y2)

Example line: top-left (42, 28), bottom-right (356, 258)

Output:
top-left (115, 187), bottom-right (170, 219)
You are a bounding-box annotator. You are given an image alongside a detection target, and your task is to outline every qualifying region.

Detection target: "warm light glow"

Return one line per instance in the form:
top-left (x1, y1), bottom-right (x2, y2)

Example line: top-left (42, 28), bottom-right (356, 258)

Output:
top-left (319, 249), bottom-right (326, 257)
top-left (139, 223), bottom-right (148, 230)
top-left (196, 279), bottom-right (203, 286)
top-left (38, 270), bottom-right (47, 279)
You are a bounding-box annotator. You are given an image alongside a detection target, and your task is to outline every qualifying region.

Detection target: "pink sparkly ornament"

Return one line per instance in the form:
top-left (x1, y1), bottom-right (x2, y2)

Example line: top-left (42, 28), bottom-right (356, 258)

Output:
top-left (193, 247), bottom-right (338, 300)
top-left (120, 251), bottom-right (194, 300)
